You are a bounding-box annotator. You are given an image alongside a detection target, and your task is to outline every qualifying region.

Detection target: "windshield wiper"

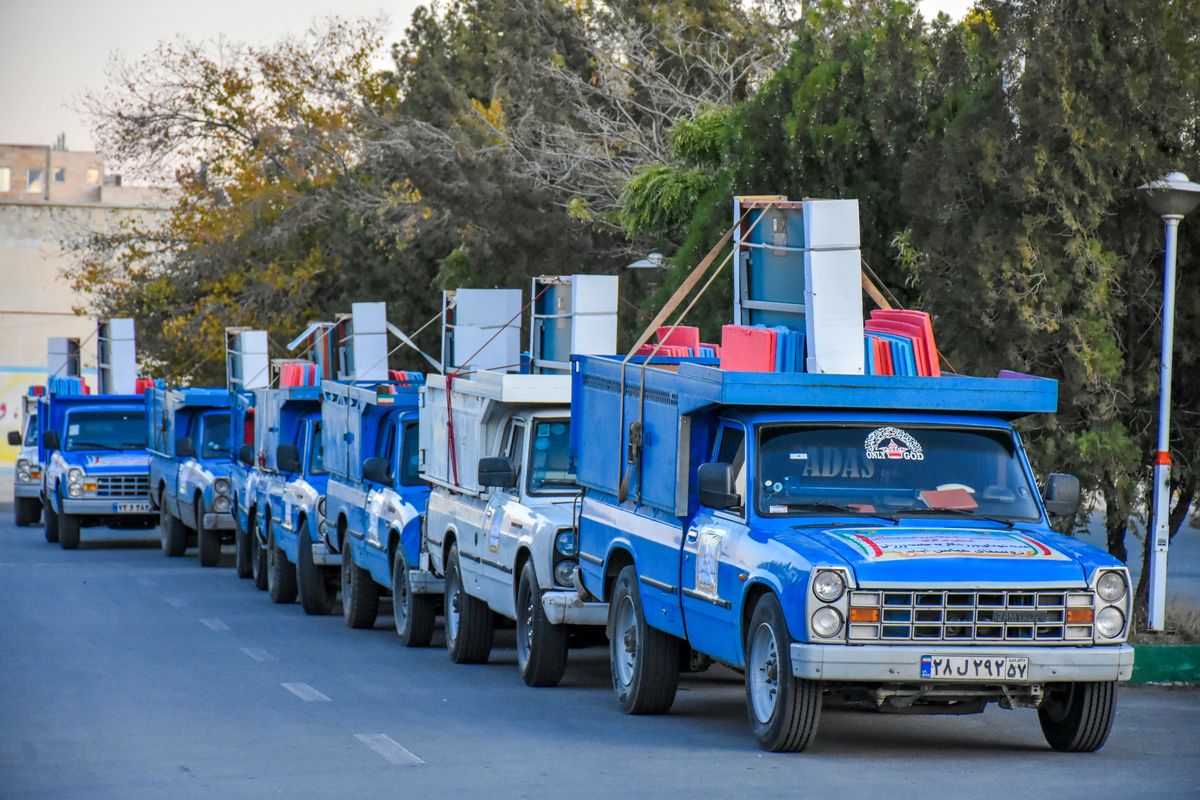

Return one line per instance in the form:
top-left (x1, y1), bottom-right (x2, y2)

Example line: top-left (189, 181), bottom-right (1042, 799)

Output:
top-left (892, 507), bottom-right (1016, 528)
top-left (784, 503), bottom-right (899, 526)
top-left (68, 441), bottom-right (124, 451)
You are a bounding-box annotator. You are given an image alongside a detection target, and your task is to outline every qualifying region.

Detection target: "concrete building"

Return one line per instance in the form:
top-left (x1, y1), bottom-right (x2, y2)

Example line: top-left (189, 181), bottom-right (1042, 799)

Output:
top-left (0, 138), bottom-right (171, 460)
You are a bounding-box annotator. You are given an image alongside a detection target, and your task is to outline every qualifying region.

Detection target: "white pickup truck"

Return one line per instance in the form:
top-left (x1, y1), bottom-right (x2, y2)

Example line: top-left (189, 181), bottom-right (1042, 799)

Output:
top-left (419, 370), bottom-right (606, 686)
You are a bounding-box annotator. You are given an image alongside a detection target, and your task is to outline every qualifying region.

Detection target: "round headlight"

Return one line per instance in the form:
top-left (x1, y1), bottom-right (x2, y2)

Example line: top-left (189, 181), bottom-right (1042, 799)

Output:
top-left (68, 468), bottom-right (84, 484)
top-left (811, 606), bottom-right (843, 638)
top-left (17, 459), bottom-right (29, 470)
top-left (554, 529), bottom-right (577, 557)
top-left (1096, 571), bottom-right (1126, 603)
top-left (213, 495), bottom-right (231, 513)
top-left (68, 483), bottom-right (82, 497)
top-left (812, 570), bottom-right (846, 602)
top-left (317, 496), bottom-right (327, 519)
top-left (1096, 606), bottom-right (1125, 639)
top-left (553, 560), bottom-right (576, 587)
top-left (213, 478), bottom-right (231, 496)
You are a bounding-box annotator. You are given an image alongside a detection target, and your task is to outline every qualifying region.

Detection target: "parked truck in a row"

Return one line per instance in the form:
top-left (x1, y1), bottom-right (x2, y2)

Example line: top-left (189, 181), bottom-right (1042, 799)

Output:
top-left (10, 391), bottom-right (43, 527)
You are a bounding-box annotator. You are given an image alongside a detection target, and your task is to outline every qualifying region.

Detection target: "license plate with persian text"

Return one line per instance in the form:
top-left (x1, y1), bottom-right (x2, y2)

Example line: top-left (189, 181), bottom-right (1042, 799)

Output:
top-left (920, 655), bottom-right (1030, 681)
top-left (114, 502), bottom-right (152, 513)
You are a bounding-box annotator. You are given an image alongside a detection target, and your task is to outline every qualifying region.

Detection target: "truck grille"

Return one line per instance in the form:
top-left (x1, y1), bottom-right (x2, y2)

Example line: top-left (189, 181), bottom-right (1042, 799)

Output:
top-left (847, 589), bottom-right (1094, 644)
top-left (96, 474), bottom-right (150, 499)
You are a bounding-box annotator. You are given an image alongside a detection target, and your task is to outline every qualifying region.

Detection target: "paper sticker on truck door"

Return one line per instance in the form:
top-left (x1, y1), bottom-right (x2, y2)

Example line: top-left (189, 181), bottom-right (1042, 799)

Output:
top-left (696, 527), bottom-right (724, 596)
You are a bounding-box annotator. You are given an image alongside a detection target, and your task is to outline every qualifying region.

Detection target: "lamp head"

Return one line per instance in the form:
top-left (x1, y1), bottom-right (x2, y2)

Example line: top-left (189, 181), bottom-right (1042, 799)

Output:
top-left (1138, 171), bottom-right (1200, 218)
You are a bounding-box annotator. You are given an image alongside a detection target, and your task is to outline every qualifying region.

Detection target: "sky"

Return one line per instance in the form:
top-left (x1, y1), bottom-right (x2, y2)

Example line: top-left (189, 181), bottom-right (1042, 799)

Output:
top-left (0, 0), bottom-right (973, 154)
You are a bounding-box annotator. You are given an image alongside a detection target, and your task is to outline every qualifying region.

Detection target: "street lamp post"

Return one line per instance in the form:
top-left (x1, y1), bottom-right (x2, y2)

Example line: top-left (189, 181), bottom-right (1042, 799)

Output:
top-left (1137, 171), bottom-right (1200, 631)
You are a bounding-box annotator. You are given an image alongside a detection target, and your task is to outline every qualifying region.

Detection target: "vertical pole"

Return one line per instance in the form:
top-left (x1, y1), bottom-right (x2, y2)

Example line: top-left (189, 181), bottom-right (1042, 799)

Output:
top-left (1148, 215), bottom-right (1180, 631)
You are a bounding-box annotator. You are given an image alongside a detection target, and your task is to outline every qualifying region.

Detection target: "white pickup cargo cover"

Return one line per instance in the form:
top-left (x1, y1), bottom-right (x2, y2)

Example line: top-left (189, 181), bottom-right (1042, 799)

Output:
top-left (420, 371), bottom-right (570, 495)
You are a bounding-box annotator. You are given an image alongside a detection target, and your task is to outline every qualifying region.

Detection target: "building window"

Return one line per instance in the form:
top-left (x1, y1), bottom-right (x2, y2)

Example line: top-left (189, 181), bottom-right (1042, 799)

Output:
top-left (0, 167), bottom-right (10, 192)
top-left (54, 168), bottom-right (66, 182)
top-left (26, 168), bottom-right (45, 193)
top-left (86, 168), bottom-right (100, 184)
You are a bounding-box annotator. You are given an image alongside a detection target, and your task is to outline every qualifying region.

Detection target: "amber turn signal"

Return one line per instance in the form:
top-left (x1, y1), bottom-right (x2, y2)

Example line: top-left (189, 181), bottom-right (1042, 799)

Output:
top-left (849, 607), bottom-right (880, 623)
top-left (1066, 608), bottom-right (1094, 624)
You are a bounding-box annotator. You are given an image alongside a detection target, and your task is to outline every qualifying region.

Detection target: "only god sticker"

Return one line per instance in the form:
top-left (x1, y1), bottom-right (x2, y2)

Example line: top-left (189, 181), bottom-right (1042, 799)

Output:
top-left (864, 427), bottom-right (925, 462)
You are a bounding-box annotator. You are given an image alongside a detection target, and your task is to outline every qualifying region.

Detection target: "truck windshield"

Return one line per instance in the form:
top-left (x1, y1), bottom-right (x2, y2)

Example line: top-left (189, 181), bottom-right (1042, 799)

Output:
top-left (399, 422), bottom-right (421, 486)
top-left (309, 422), bottom-right (327, 475)
top-left (527, 419), bottom-right (576, 494)
top-left (24, 415), bottom-right (37, 446)
top-left (200, 413), bottom-right (231, 460)
top-left (64, 410), bottom-right (147, 451)
top-left (756, 424), bottom-right (1041, 522)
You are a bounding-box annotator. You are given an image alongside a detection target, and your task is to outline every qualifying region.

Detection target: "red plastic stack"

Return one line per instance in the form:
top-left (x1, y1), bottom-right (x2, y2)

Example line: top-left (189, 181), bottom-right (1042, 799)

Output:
top-left (719, 325), bottom-right (777, 372)
top-left (864, 310), bottom-right (941, 377)
top-left (278, 362), bottom-right (318, 387)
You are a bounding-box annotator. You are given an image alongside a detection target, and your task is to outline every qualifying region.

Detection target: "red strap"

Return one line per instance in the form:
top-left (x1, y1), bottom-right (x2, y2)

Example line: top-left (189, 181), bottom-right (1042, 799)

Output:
top-left (1154, 451), bottom-right (1172, 466)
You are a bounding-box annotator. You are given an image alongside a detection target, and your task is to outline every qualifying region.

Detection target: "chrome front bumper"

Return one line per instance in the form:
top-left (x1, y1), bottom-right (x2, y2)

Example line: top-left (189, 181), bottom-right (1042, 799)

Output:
top-left (61, 497), bottom-right (154, 516)
top-left (407, 568), bottom-right (444, 596)
top-left (202, 512), bottom-right (235, 530)
top-left (14, 481), bottom-right (40, 499)
top-left (310, 541), bottom-right (342, 567)
top-left (790, 643), bottom-right (1135, 683)
top-left (541, 590), bottom-right (608, 626)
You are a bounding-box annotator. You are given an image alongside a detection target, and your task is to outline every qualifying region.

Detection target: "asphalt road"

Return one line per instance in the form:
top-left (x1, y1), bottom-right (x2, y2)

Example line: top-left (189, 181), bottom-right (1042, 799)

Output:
top-left (1, 515), bottom-right (1198, 800)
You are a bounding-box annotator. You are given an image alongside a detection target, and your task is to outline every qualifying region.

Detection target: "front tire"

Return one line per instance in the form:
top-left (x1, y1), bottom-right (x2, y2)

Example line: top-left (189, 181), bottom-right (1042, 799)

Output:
top-left (444, 544), bottom-right (494, 663)
top-left (59, 513), bottom-right (82, 550)
top-left (251, 514), bottom-right (268, 591)
top-left (297, 520), bottom-right (337, 615)
top-left (43, 496), bottom-right (60, 543)
top-left (745, 593), bottom-right (822, 752)
top-left (197, 504), bottom-right (221, 567)
top-left (267, 522), bottom-right (297, 604)
top-left (160, 503), bottom-right (188, 557)
top-left (392, 546), bottom-right (435, 647)
top-left (609, 566), bottom-right (679, 714)
top-left (341, 541), bottom-right (380, 629)
top-left (516, 560), bottom-right (568, 687)
top-left (234, 504), bottom-right (253, 579)
top-left (15, 497), bottom-right (40, 526)
top-left (1038, 681), bottom-right (1118, 752)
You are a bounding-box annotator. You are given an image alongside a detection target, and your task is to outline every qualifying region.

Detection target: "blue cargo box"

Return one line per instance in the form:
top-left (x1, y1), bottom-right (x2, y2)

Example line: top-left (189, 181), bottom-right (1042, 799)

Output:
top-left (146, 387), bottom-right (231, 456)
top-left (570, 355), bottom-right (1058, 517)
top-left (321, 380), bottom-right (422, 483)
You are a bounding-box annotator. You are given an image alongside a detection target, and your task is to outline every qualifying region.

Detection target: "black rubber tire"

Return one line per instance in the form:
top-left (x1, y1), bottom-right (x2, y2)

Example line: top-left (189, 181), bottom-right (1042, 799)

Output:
top-left (234, 504), bottom-right (253, 579)
top-left (609, 566), bottom-right (679, 715)
top-left (341, 541), bottom-right (380, 629)
top-left (43, 496), bottom-right (59, 543)
top-left (160, 503), bottom-right (188, 557)
top-left (15, 497), bottom-right (40, 526)
top-left (59, 513), bottom-right (82, 550)
top-left (392, 545), bottom-right (435, 647)
top-left (1038, 681), bottom-right (1118, 752)
top-left (267, 522), bottom-right (297, 604)
top-left (444, 544), bottom-right (494, 664)
top-left (745, 593), bottom-right (822, 752)
top-left (297, 519), bottom-right (337, 615)
top-left (251, 513), bottom-right (268, 591)
top-left (197, 503), bottom-right (221, 567)
top-left (516, 560), bottom-right (568, 687)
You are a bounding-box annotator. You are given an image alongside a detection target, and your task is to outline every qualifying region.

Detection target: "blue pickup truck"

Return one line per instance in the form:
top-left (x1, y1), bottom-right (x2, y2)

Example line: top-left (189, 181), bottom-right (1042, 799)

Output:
top-left (146, 387), bottom-right (234, 566)
top-left (249, 385), bottom-right (326, 604)
top-left (230, 390), bottom-right (259, 579)
top-left (570, 357), bottom-right (1133, 753)
top-left (323, 379), bottom-right (433, 639)
top-left (38, 385), bottom-right (154, 549)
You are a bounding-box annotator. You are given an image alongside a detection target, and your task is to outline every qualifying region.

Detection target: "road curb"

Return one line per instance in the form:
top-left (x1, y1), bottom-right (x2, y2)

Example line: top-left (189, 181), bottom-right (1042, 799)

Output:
top-left (1129, 644), bottom-right (1200, 685)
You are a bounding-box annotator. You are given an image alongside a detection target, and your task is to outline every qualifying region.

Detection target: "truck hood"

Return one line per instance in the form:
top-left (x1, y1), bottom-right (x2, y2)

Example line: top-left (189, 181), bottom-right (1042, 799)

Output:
top-left (64, 451), bottom-right (151, 473)
top-left (792, 525), bottom-right (1109, 586)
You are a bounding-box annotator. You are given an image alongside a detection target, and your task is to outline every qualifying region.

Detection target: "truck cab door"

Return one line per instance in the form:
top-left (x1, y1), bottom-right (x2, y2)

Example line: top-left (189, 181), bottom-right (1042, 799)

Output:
top-left (680, 422), bottom-right (748, 665)
top-left (477, 420), bottom-right (525, 601)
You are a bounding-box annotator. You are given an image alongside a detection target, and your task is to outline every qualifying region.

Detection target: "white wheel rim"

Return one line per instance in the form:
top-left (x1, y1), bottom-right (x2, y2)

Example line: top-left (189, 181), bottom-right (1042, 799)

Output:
top-left (614, 595), bottom-right (637, 687)
top-left (518, 579), bottom-right (533, 665)
top-left (749, 622), bottom-right (780, 724)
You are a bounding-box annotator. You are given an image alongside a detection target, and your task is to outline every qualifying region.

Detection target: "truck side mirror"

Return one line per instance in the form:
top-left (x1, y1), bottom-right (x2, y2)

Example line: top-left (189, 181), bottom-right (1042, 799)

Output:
top-left (43, 430), bottom-right (60, 451)
top-left (1043, 473), bottom-right (1081, 518)
top-left (478, 456), bottom-right (518, 489)
top-left (698, 462), bottom-right (740, 510)
top-left (175, 437), bottom-right (196, 458)
top-left (277, 443), bottom-right (302, 474)
top-left (363, 456), bottom-right (393, 487)
top-left (7, 431), bottom-right (20, 446)
top-left (238, 444), bottom-right (254, 466)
